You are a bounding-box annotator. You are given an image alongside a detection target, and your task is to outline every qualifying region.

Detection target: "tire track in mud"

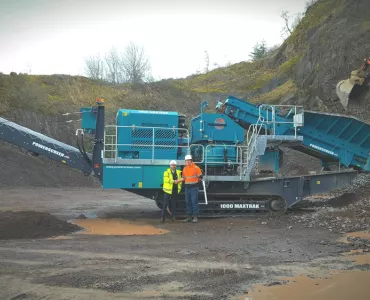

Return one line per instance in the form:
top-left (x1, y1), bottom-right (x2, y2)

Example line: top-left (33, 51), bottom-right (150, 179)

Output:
top-left (0, 246), bottom-right (260, 299)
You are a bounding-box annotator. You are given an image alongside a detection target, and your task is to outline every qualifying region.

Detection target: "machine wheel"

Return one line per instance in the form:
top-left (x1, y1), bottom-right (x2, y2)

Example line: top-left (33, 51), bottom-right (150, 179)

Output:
top-left (267, 198), bottom-right (288, 215)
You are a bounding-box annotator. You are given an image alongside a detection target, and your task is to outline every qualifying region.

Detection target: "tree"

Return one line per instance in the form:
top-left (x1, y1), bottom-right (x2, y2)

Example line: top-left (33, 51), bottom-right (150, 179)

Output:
top-left (249, 40), bottom-right (268, 61)
top-left (84, 54), bottom-right (104, 80)
top-left (84, 43), bottom-right (152, 84)
top-left (120, 42), bottom-right (151, 83)
top-left (204, 51), bottom-right (210, 73)
top-left (281, 10), bottom-right (303, 38)
top-left (281, 11), bottom-right (293, 36)
top-left (105, 48), bottom-right (124, 84)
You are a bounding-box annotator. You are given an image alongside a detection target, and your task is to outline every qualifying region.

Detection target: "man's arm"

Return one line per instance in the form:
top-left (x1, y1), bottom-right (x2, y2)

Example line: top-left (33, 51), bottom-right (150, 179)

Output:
top-left (196, 166), bottom-right (203, 179)
top-left (163, 171), bottom-right (174, 184)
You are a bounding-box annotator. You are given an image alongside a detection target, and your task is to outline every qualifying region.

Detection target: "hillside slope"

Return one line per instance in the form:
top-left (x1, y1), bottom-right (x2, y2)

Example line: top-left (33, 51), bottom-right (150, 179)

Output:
top-left (177, 0), bottom-right (370, 117)
top-left (0, 0), bottom-right (369, 187)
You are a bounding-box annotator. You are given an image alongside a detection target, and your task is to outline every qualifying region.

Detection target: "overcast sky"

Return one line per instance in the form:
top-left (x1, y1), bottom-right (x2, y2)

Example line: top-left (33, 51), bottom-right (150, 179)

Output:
top-left (0, 0), bottom-right (307, 80)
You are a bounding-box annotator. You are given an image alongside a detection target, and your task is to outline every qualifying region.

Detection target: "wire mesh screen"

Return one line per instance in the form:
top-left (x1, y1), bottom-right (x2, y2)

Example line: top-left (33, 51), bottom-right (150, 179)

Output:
top-left (103, 125), bottom-right (189, 160)
top-left (132, 128), bottom-right (152, 139)
top-left (155, 129), bottom-right (176, 139)
top-left (154, 129), bottom-right (176, 151)
top-left (132, 139), bottom-right (152, 150)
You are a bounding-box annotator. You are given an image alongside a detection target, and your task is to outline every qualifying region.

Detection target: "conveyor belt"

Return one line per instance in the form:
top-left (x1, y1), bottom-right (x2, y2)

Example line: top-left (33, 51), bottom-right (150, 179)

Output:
top-left (0, 117), bottom-right (92, 174)
top-left (221, 96), bottom-right (370, 171)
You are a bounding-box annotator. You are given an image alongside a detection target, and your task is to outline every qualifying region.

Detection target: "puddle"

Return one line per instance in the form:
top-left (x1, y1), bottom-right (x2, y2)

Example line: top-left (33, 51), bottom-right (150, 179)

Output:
top-left (338, 230), bottom-right (370, 244)
top-left (346, 230), bottom-right (370, 239)
top-left (233, 230), bottom-right (370, 300)
top-left (72, 218), bottom-right (168, 236)
top-left (342, 252), bottom-right (370, 265)
top-left (238, 270), bottom-right (370, 300)
top-left (342, 249), bottom-right (365, 255)
top-left (348, 254), bottom-right (370, 265)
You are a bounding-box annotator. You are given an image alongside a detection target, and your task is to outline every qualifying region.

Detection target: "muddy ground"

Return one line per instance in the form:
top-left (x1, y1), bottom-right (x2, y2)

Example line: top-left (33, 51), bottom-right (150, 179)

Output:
top-left (0, 187), bottom-right (370, 300)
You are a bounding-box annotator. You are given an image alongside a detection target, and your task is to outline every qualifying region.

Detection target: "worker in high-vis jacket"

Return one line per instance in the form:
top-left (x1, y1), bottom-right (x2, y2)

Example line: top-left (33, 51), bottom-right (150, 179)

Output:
top-left (182, 154), bottom-right (203, 223)
top-left (161, 160), bottom-right (183, 222)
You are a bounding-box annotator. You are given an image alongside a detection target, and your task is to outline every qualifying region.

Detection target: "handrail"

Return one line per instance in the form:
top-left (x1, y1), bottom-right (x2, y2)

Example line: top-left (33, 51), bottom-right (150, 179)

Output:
top-left (204, 144), bottom-right (249, 179)
top-left (103, 125), bottom-right (190, 162)
top-left (242, 117), bottom-right (268, 177)
top-left (189, 144), bottom-right (205, 164)
top-left (257, 104), bottom-right (304, 137)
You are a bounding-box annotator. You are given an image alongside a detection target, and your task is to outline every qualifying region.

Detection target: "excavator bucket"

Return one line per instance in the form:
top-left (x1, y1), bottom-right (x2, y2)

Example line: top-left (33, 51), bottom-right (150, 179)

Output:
top-left (336, 70), bottom-right (370, 110)
top-left (337, 59), bottom-right (370, 110)
top-left (336, 78), bottom-right (356, 109)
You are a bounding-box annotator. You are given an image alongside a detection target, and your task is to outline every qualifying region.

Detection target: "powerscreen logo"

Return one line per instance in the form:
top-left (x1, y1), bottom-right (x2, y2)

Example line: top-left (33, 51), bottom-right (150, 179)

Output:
top-left (32, 142), bottom-right (67, 158)
top-left (309, 143), bottom-right (338, 157)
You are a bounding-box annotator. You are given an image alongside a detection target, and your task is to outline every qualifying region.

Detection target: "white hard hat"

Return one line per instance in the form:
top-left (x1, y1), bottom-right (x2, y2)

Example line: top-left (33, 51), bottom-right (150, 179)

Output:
top-left (185, 155), bottom-right (192, 160)
top-left (170, 160), bottom-right (177, 165)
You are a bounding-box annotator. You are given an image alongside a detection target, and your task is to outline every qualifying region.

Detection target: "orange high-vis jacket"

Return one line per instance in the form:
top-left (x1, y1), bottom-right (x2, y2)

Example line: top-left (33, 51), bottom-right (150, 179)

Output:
top-left (182, 162), bottom-right (202, 184)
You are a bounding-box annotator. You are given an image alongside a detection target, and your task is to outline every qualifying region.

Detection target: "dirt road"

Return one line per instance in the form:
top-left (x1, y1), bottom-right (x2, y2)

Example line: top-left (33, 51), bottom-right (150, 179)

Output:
top-left (0, 187), bottom-right (369, 299)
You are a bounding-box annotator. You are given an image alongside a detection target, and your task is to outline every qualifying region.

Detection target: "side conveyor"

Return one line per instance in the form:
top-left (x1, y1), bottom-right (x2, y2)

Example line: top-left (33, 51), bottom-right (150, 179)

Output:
top-left (220, 96), bottom-right (370, 172)
top-left (290, 111), bottom-right (370, 171)
top-left (0, 117), bottom-right (92, 174)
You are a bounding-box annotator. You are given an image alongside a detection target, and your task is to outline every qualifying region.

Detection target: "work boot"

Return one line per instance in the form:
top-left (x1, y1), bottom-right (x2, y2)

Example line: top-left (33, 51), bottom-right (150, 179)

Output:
top-left (192, 215), bottom-right (198, 223)
top-left (172, 216), bottom-right (176, 221)
top-left (183, 215), bottom-right (192, 222)
top-left (160, 217), bottom-right (165, 223)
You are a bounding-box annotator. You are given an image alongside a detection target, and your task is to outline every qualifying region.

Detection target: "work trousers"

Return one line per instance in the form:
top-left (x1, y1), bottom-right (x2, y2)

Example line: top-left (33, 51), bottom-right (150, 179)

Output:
top-left (185, 184), bottom-right (199, 216)
top-left (161, 191), bottom-right (177, 218)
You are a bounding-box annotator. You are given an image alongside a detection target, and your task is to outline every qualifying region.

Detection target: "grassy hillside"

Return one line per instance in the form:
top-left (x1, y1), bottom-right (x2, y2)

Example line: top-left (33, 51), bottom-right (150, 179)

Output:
top-left (0, 73), bottom-right (207, 117)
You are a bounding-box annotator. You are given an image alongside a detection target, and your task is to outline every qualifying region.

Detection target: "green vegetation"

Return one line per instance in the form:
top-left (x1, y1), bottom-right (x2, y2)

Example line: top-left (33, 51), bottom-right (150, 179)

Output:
top-left (0, 73), bottom-right (202, 116)
top-left (249, 40), bottom-right (269, 61)
top-left (0, 73), bottom-right (124, 114)
top-left (174, 60), bottom-right (278, 96)
top-left (253, 80), bottom-right (297, 104)
top-left (278, 55), bottom-right (301, 75)
top-left (286, 0), bottom-right (339, 52)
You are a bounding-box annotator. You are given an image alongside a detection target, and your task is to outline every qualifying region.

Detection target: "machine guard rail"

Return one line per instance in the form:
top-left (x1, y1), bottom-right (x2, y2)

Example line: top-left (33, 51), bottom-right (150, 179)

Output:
top-left (103, 125), bottom-right (190, 163)
top-left (204, 144), bottom-right (252, 180)
top-left (257, 104), bottom-right (304, 137)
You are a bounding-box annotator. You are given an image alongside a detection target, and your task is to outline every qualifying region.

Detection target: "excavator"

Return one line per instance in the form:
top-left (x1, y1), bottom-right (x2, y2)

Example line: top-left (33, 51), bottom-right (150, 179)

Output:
top-left (336, 57), bottom-right (370, 109)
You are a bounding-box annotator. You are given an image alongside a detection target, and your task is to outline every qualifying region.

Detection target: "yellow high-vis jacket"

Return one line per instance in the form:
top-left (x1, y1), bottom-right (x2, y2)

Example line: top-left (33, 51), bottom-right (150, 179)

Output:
top-left (163, 168), bottom-right (182, 194)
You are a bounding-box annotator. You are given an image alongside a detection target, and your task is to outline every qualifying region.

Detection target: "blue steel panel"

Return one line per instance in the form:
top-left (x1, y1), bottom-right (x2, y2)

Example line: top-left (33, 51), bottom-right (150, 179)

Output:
top-left (103, 165), bottom-right (142, 189)
top-left (102, 164), bottom-right (177, 189)
top-left (191, 113), bottom-right (244, 144)
top-left (258, 149), bottom-right (280, 173)
top-left (142, 165), bottom-right (174, 189)
top-left (203, 144), bottom-right (238, 166)
top-left (116, 109), bottom-right (179, 160)
top-left (362, 136), bottom-right (370, 148)
top-left (223, 96), bottom-right (292, 135)
top-left (302, 113), bottom-right (370, 154)
top-left (327, 118), bottom-right (351, 135)
top-left (316, 116), bottom-right (333, 131)
top-left (350, 124), bottom-right (367, 144)
top-left (297, 112), bottom-right (370, 169)
top-left (117, 109), bottom-right (178, 117)
top-left (80, 107), bottom-right (97, 132)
